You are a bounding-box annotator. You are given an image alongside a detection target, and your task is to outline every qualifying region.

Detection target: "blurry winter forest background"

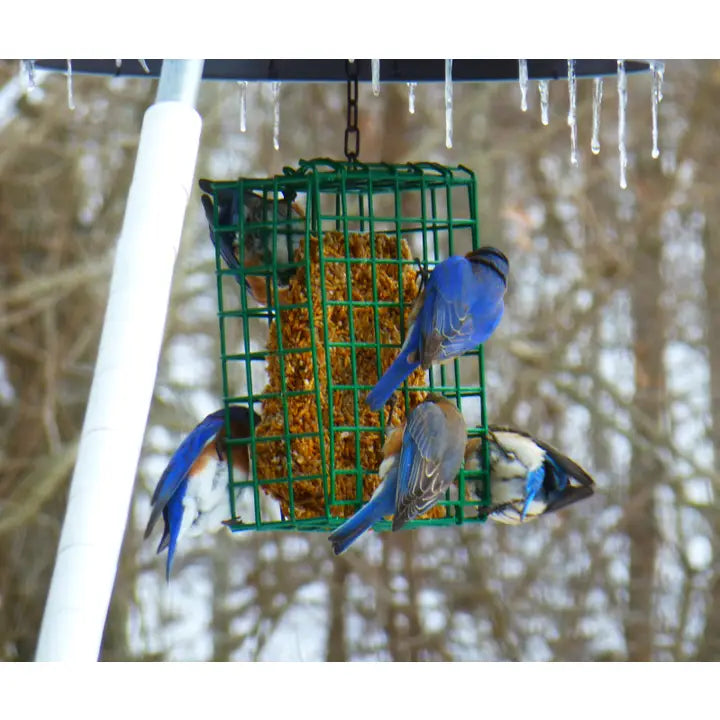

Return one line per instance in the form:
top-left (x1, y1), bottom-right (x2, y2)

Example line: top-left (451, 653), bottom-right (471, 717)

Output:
top-left (0, 59), bottom-right (718, 661)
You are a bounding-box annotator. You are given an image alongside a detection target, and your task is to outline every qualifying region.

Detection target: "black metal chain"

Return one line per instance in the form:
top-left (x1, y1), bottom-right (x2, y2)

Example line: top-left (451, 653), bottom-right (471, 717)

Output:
top-left (344, 60), bottom-right (360, 162)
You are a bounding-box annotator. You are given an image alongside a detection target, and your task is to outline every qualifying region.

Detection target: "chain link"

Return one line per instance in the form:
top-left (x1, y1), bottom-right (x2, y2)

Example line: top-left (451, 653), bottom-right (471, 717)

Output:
top-left (344, 60), bottom-right (360, 162)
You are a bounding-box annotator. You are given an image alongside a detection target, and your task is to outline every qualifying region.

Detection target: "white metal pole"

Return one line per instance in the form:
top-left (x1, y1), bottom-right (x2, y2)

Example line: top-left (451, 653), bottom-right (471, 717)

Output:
top-left (35, 60), bottom-right (205, 661)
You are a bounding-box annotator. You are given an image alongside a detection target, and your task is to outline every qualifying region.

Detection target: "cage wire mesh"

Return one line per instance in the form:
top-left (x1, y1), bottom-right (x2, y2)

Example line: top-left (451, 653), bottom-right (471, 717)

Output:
top-left (204, 158), bottom-right (493, 532)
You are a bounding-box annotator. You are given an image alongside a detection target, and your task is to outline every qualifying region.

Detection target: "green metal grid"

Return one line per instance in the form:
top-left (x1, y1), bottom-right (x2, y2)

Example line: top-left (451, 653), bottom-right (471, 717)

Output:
top-left (205, 158), bottom-right (492, 532)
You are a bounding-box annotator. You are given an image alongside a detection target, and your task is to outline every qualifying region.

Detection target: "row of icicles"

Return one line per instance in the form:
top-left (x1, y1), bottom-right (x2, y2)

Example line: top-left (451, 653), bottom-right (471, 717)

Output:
top-left (21, 59), bottom-right (664, 190)
top-left (248, 60), bottom-right (664, 190)
top-left (21, 59), bottom-right (151, 112)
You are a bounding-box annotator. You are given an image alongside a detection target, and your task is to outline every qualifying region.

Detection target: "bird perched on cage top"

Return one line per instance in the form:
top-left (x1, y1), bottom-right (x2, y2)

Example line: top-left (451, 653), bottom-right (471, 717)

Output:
top-left (328, 394), bottom-right (466, 554)
top-left (464, 425), bottom-right (595, 524)
top-left (198, 179), bottom-right (305, 306)
top-left (144, 405), bottom-right (259, 579)
top-left (365, 247), bottom-right (509, 411)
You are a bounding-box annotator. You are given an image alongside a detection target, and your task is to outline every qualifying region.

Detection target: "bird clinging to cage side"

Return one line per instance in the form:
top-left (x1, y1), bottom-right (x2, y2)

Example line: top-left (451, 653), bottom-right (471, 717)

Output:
top-left (365, 246), bottom-right (509, 411)
top-left (144, 405), bottom-right (259, 580)
top-left (328, 394), bottom-right (466, 554)
top-left (391, 393), bottom-right (467, 531)
top-left (198, 179), bottom-right (305, 306)
top-left (464, 426), bottom-right (595, 523)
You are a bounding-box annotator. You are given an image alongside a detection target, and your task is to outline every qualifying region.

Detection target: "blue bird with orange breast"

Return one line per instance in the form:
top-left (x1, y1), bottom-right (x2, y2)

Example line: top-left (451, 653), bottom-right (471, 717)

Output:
top-left (365, 247), bottom-right (509, 411)
top-left (464, 426), bottom-right (595, 523)
top-left (144, 405), bottom-right (259, 579)
top-left (328, 394), bottom-right (466, 554)
top-left (199, 180), bottom-right (305, 306)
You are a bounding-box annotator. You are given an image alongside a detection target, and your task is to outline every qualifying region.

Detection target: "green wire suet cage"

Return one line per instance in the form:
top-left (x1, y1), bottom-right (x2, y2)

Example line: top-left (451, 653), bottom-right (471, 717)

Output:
top-left (205, 158), bottom-right (494, 533)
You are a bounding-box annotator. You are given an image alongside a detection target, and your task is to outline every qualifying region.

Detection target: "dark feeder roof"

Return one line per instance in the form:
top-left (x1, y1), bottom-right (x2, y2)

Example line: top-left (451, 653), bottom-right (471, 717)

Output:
top-left (33, 59), bottom-right (650, 82)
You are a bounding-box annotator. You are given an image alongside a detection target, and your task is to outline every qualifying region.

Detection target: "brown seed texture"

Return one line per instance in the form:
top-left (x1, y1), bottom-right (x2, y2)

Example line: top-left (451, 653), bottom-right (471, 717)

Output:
top-left (254, 231), bottom-right (445, 520)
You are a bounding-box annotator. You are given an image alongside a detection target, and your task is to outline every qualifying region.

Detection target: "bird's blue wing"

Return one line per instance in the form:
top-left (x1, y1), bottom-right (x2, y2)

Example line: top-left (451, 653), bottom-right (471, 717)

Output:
top-left (159, 485), bottom-right (188, 580)
top-left (417, 258), bottom-right (478, 366)
top-left (144, 412), bottom-right (226, 539)
top-left (521, 465), bottom-right (545, 521)
top-left (393, 401), bottom-right (454, 529)
top-left (200, 188), bottom-right (243, 283)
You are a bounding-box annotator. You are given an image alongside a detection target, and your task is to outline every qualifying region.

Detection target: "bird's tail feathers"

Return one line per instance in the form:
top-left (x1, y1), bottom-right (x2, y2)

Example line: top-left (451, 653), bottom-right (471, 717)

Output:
top-left (365, 351), bottom-right (420, 411)
top-left (545, 482), bottom-right (595, 515)
top-left (156, 530), bottom-right (170, 554)
top-left (328, 471), bottom-right (397, 554)
top-left (165, 548), bottom-right (176, 583)
top-left (328, 506), bottom-right (377, 555)
top-left (329, 491), bottom-right (393, 555)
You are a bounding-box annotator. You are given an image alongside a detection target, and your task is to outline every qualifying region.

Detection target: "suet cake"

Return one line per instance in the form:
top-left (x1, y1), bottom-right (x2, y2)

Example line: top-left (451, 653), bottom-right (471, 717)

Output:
top-left (255, 230), bottom-right (445, 520)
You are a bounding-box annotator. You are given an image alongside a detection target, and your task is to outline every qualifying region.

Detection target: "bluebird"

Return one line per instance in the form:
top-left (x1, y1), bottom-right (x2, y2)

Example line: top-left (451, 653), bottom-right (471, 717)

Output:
top-left (391, 393), bottom-right (467, 531)
top-left (144, 405), bottom-right (259, 579)
top-left (328, 394), bottom-right (466, 554)
top-left (464, 425), bottom-right (595, 524)
top-left (198, 179), bottom-right (305, 306)
top-left (365, 247), bottom-right (509, 411)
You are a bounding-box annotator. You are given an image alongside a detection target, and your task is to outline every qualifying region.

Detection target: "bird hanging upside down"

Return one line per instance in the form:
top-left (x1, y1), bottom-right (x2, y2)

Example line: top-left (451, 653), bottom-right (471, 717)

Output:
top-left (144, 405), bottom-right (259, 579)
top-left (199, 179), bottom-right (305, 306)
top-left (464, 426), bottom-right (595, 523)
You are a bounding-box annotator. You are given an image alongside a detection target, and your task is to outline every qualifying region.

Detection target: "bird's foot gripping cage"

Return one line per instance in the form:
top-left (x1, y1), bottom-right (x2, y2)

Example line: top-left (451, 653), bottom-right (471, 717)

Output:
top-left (205, 158), bottom-right (493, 533)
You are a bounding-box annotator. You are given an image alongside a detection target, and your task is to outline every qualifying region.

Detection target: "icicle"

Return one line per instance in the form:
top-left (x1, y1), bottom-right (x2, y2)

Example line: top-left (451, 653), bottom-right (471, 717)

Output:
top-left (538, 80), bottom-right (550, 126)
top-left (22, 60), bottom-right (36, 91)
top-left (115, 59), bottom-right (122, 69)
top-left (238, 81), bottom-right (248, 132)
top-left (138, 59), bottom-right (150, 74)
top-left (591, 77), bottom-right (603, 155)
top-left (650, 60), bottom-right (665, 159)
top-left (518, 59), bottom-right (529, 112)
top-left (617, 60), bottom-right (628, 189)
top-left (272, 81), bottom-right (281, 151)
top-left (371, 59), bottom-right (381, 96)
top-left (567, 60), bottom-right (578, 166)
top-left (445, 59), bottom-right (453, 149)
top-left (66, 59), bottom-right (75, 111)
top-left (407, 82), bottom-right (417, 114)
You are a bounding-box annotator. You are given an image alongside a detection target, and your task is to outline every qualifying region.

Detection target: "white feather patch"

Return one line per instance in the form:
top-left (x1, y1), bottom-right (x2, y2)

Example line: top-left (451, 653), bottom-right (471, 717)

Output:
top-left (181, 444), bottom-right (249, 537)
